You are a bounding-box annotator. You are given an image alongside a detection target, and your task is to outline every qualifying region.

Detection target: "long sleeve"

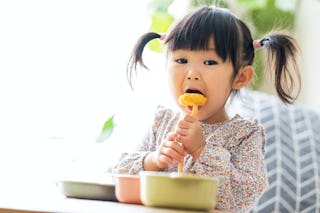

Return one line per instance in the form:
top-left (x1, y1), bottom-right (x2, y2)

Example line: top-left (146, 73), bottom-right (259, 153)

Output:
top-left (186, 118), bottom-right (268, 212)
top-left (112, 152), bottom-right (149, 175)
top-left (112, 106), bottom-right (180, 175)
top-left (112, 127), bottom-right (154, 174)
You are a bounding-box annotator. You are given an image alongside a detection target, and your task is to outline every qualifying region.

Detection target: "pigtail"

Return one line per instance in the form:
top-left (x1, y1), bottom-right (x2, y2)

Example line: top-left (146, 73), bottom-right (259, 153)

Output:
top-left (256, 32), bottom-right (301, 104)
top-left (126, 32), bottom-right (161, 89)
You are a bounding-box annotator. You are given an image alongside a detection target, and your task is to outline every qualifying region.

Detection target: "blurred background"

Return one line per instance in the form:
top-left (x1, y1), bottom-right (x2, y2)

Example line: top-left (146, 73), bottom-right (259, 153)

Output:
top-left (0, 0), bottom-right (319, 201)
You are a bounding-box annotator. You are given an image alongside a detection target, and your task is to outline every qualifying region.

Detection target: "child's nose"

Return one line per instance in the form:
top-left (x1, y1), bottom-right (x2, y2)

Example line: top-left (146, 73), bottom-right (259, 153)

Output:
top-left (186, 70), bottom-right (201, 81)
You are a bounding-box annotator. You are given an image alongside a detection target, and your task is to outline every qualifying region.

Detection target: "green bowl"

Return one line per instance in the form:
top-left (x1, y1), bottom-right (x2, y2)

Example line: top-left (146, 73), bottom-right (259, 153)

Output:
top-left (57, 180), bottom-right (117, 201)
top-left (140, 171), bottom-right (219, 210)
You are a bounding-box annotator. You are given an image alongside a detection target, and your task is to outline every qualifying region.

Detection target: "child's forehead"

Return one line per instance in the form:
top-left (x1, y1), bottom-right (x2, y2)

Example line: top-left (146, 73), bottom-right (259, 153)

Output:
top-left (207, 38), bottom-right (215, 49)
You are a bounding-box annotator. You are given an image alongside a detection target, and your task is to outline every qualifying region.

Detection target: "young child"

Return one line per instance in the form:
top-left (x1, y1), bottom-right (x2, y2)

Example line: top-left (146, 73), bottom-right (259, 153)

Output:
top-left (113, 6), bottom-right (301, 212)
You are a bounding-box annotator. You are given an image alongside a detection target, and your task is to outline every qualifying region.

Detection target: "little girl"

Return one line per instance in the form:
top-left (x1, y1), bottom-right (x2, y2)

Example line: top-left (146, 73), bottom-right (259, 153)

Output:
top-left (113, 6), bottom-right (301, 212)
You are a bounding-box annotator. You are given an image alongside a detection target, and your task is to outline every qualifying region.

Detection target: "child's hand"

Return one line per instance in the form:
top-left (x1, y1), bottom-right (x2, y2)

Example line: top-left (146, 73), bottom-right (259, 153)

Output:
top-left (156, 133), bottom-right (187, 168)
top-left (144, 133), bottom-right (187, 170)
top-left (175, 114), bottom-right (206, 160)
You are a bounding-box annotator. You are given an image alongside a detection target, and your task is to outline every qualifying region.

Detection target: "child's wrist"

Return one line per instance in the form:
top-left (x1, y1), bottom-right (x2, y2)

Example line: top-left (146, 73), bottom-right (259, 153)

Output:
top-left (191, 141), bottom-right (205, 160)
top-left (143, 152), bottom-right (161, 171)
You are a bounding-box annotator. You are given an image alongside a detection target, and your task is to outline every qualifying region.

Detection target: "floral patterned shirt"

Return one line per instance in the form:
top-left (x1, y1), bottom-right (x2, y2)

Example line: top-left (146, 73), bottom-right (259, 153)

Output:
top-left (113, 106), bottom-right (268, 212)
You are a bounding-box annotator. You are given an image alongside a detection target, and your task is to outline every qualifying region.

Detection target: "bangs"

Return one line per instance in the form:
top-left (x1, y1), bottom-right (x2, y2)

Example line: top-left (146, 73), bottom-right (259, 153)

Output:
top-left (165, 7), bottom-right (240, 63)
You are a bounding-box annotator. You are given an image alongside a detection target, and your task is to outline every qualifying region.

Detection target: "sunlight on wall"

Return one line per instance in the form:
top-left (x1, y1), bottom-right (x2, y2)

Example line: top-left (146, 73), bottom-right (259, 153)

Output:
top-left (0, 0), bottom-right (173, 195)
top-left (296, 0), bottom-right (320, 112)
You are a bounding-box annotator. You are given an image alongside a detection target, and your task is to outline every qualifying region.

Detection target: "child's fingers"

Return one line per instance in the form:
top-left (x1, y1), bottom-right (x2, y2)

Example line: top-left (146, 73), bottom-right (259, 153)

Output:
top-left (174, 128), bottom-right (188, 137)
top-left (168, 140), bottom-right (188, 156)
top-left (167, 132), bottom-right (178, 141)
top-left (182, 114), bottom-right (195, 122)
top-left (158, 154), bottom-right (173, 165)
top-left (160, 141), bottom-right (186, 162)
top-left (178, 119), bottom-right (192, 129)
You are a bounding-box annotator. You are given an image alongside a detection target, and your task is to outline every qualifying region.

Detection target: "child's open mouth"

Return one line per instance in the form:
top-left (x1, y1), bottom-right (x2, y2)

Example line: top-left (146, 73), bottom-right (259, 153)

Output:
top-left (185, 89), bottom-right (204, 95)
top-left (186, 105), bottom-right (193, 112)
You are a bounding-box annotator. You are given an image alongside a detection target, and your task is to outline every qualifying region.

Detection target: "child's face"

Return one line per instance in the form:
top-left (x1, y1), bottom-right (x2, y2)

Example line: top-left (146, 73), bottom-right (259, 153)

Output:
top-left (167, 38), bottom-right (234, 123)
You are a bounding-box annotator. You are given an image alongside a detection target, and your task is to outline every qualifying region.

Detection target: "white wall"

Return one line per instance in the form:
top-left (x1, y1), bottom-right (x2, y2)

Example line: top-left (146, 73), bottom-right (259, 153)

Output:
top-left (295, 0), bottom-right (320, 112)
top-left (0, 0), bottom-right (164, 198)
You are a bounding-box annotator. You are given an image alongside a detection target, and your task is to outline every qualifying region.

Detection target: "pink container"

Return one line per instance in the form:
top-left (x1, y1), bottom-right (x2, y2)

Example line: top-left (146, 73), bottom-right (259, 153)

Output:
top-left (113, 174), bottom-right (141, 204)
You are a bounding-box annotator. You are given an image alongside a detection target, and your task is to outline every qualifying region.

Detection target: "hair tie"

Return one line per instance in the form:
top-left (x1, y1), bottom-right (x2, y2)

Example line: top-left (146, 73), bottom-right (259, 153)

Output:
top-left (253, 37), bottom-right (271, 50)
top-left (159, 34), bottom-right (166, 42)
top-left (260, 37), bottom-right (271, 47)
top-left (253, 40), bottom-right (262, 50)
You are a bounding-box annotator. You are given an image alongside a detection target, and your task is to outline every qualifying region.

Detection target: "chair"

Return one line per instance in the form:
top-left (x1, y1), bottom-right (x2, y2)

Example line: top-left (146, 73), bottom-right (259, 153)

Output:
top-left (228, 90), bottom-right (320, 213)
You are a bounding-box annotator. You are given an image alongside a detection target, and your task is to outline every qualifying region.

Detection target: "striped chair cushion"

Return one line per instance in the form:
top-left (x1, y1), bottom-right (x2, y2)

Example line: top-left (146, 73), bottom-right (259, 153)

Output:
top-left (228, 90), bottom-right (320, 213)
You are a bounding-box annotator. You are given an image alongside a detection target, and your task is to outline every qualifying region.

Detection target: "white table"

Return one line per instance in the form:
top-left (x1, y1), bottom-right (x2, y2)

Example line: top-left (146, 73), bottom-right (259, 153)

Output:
top-left (0, 161), bottom-right (225, 213)
top-left (0, 197), bottom-right (225, 213)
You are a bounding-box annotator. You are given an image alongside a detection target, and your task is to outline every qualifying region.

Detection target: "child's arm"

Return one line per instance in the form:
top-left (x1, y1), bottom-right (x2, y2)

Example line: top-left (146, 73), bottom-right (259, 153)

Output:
top-left (186, 121), bottom-right (268, 212)
top-left (113, 106), bottom-right (184, 175)
top-left (113, 133), bottom-right (186, 174)
top-left (113, 120), bottom-right (158, 175)
top-left (112, 142), bottom-right (151, 175)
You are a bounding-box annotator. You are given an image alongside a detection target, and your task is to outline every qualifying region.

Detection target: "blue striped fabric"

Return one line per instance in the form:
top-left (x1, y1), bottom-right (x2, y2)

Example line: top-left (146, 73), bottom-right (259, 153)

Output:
top-left (228, 90), bottom-right (320, 213)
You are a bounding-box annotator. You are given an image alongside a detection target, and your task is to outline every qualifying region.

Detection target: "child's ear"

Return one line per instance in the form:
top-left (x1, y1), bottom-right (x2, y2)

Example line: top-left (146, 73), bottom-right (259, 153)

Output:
top-left (232, 65), bottom-right (254, 90)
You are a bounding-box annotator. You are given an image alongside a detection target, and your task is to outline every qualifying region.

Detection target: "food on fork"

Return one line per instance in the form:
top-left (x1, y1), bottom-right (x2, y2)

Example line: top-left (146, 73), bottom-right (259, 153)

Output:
top-left (177, 93), bottom-right (207, 172)
top-left (178, 93), bottom-right (207, 117)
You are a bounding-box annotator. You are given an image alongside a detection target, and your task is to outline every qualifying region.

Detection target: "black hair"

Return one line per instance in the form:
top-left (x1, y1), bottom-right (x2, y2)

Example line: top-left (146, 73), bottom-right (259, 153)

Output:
top-left (127, 6), bottom-right (301, 104)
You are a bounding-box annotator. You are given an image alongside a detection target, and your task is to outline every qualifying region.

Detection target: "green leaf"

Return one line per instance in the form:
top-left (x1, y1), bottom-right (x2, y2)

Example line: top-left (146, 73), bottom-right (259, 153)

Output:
top-left (148, 11), bottom-right (174, 52)
top-left (237, 0), bottom-right (266, 9)
top-left (148, 0), bottom-right (174, 13)
top-left (96, 115), bottom-right (115, 143)
top-left (190, 0), bottom-right (227, 8)
top-left (149, 11), bottom-right (174, 33)
top-left (148, 39), bottom-right (164, 52)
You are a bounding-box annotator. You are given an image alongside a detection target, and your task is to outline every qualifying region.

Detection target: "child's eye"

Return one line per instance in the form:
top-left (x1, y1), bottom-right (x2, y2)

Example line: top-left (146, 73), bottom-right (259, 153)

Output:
top-left (204, 60), bottom-right (218, 65)
top-left (176, 58), bottom-right (188, 64)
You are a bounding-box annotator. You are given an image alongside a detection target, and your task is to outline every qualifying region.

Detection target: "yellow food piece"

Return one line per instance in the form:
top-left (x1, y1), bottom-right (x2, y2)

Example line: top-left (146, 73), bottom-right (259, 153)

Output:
top-left (178, 93), bottom-right (207, 118)
top-left (178, 93), bottom-right (207, 106)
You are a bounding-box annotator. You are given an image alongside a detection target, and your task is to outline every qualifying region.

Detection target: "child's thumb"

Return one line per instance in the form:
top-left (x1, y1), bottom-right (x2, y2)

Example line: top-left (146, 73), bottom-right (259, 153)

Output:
top-left (167, 132), bottom-right (178, 141)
